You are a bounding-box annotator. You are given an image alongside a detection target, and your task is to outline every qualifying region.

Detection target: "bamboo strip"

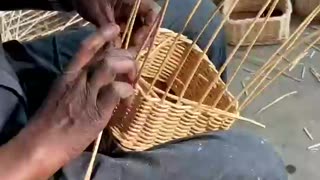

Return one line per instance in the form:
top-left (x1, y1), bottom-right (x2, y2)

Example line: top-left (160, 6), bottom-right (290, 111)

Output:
top-left (256, 91), bottom-right (297, 115)
top-left (240, 32), bottom-right (320, 110)
top-left (124, 0), bottom-right (142, 49)
top-left (178, 0), bottom-right (240, 101)
top-left (122, 0), bottom-right (141, 44)
top-left (136, 5), bottom-right (169, 81)
top-left (84, 131), bottom-right (103, 180)
top-left (209, 0), bottom-right (278, 108)
top-left (303, 127), bottom-right (314, 141)
top-left (224, 6), bottom-right (320, 111)
top-left (163, 0), bottom-right (225, 101)
top-left (147, 0), bottom-right (203, 95)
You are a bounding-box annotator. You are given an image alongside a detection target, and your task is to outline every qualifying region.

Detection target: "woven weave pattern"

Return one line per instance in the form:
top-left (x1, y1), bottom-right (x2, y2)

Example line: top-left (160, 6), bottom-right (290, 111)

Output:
top-left (109, 29), bottom-right (238, 151)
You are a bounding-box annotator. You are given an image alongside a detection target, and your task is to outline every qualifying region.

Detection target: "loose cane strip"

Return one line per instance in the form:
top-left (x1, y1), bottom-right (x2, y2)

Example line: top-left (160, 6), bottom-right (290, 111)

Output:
top-left (224, 4), bottom-right (320, 112)
top-left (198, 0), bottom-right (275, 107)
top-left (209, 0), bottom-right (279, 108)
top-left (238, 28), bottom-right (320, 111)
top-left (178, 0), bottom-right (241, 102)
top-left (163, 0), bottom-right (225, 101)
top-left (136, 0), bottom-right (171, 81)
top-left (147, 0), bottom-right (204, 95)
top-left (84, 1), bottom-right (144, 179)
top-left (240, 31), bottom-right (320, 110)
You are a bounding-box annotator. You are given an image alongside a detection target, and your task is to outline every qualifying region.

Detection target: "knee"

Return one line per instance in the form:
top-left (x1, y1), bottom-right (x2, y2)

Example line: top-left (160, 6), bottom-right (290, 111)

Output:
top-left (200, 131), bottom-right (288, 179)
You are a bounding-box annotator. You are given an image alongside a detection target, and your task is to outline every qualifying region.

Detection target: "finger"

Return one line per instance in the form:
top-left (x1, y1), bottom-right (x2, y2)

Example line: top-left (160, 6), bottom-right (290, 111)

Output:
top-left (96, 84), bottom-right (120, 124)
top-left (144, 6), bottom-right (158, 26)
top-left (107, 53), bottom-right (137, 81)
top-left (89, 49), bottom-right (137, 95)
top-left (67, 24), bottom-right (120, 73)
top-left (132, 26), bottom-right (151, 48)
top-left (97, 82), bottom-right (134, 118)
top-left (137, 0), bottom-right (156, 18)
top-left (98, 1), bottom-right (116, 26)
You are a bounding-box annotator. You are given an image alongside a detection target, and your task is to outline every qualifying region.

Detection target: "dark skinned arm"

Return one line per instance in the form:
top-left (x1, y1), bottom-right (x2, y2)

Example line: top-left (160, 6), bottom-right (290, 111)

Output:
top-left (0, 24), bottom-right (137, 180)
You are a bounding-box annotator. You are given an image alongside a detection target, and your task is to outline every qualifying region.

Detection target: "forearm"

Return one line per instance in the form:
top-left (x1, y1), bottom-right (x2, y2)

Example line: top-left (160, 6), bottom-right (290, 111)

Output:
top-left (0, 0), bottom-right (73, 11)
top-left (0, 120), bottom-right (71, 180)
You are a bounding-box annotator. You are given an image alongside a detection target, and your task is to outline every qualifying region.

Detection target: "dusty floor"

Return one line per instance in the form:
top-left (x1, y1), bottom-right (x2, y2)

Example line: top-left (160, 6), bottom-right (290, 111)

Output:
top-left (228, 17), bottom-right (320, 180)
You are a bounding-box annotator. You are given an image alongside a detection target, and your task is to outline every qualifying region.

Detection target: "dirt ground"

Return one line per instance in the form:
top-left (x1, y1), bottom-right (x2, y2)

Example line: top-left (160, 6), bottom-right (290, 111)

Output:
top-left (228, 16), bottom-right (320, 180)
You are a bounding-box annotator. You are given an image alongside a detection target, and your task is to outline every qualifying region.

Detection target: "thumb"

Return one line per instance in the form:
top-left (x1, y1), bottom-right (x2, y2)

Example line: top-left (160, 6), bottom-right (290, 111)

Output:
top-left (67, 23), bottom-right (120, 74)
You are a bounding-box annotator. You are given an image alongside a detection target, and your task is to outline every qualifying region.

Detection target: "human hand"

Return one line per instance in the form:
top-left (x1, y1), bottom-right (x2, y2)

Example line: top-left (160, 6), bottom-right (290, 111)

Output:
top-left (72, 0), bottom-right (157, 46)
top-left (20, 24), bottom-right (136, 169)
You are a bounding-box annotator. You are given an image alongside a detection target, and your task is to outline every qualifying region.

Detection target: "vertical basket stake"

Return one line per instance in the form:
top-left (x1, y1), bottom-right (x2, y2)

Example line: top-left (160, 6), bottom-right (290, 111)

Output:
top-left (224, 5), bottom-right (320, 111)
top-left (146, 0), bottom-right (204, 96)
top-left (135, 0), bottom-right (170, 82)
top-left (240, 32), bottom-right (320, 110)
top-left (210, 0), bottom-right (279, 108)
top-left (163, 0), bottom-right (225, 101)
top-left (178, 0), bottom-right (240, 102)
top-left (197, 0), bottom-right (274, 107)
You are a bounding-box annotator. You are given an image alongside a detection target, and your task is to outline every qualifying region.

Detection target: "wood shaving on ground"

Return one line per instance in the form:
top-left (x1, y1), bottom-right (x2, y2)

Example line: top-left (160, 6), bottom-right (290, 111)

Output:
top-left (301, 65), bottom-right (306, 80)
top-left (308, 143), bottom-right (320, 150)
top-left (303, 127), bottom-right (314, 141)
top-left (310, 148), bottom-right (319, 153)
top-left (245, 57), bottom-right (302, 82)
top-left (241, 81), bottom-right (249, 96)
top-left (242, 67), bottom-right (272, 80)
top-left (310, 25), bottom-right (320, 31)
top-left (256, 91), bottom-right (298, 115)
top-left (282, 72), bottom-right (303, 82)
top-left (310, 50), bottom-right (316, 59)
top-left (310, 66), bottom-right (320, 82)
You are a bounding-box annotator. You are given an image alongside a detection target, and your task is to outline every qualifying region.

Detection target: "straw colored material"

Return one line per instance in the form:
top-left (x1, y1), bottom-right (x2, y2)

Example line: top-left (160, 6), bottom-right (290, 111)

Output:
top-left (294, 0), bottom-right (320, 20)
top-left (0, 11), bottom-right (87, 42)
top-left (108, 29), bottom-right (239, 151)
top-left (223, 0), bottom-right (292, 45)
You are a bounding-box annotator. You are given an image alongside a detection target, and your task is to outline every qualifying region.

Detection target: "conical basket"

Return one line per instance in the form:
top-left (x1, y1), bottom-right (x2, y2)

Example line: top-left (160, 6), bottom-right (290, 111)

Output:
top-left (108, 29), bottom-right (239, 151)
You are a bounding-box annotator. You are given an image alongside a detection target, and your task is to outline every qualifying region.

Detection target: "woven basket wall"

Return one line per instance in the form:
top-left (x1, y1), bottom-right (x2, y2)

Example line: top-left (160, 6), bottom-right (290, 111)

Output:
top-left (108, 29), bottom-right (239, 151)
top-left (224, 0), bottom-right (292, 45)
top-left (294, 0), bottom-right (320, 20)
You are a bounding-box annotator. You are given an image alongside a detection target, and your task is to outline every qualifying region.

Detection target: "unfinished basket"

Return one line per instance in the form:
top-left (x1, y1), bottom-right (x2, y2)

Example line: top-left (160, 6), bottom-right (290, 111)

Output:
top-left (108, 29), bottom-right (239, 151)
top-left (294, 0), bottom-right (320, 20)
top-left (224, 0), bottom-right (292, 45)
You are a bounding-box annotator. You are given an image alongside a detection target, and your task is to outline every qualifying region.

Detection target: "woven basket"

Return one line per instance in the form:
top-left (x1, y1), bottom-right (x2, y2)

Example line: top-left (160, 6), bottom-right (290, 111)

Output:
top-left (108, 29), bottom-right (239, 151)
top-left (294, 0), bottom-right (320, 20)
top-left (224, 0), bottom-right (292, 45)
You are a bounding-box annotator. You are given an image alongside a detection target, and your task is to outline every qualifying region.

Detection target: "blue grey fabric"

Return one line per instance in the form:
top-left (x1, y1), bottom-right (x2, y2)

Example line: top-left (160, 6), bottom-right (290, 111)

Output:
top-left (60, 131), bottom-right (287, 180)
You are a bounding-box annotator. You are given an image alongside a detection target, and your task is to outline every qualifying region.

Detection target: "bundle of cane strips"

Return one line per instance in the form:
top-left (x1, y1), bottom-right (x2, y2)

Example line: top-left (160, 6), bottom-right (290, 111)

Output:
top-left (1, 11), bottom-right (87, 42)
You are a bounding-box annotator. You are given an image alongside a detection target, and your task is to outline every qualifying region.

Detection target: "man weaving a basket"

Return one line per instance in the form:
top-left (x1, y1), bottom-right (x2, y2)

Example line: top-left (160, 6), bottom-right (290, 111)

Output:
top-left (0, 0), bottom-right (287, 179)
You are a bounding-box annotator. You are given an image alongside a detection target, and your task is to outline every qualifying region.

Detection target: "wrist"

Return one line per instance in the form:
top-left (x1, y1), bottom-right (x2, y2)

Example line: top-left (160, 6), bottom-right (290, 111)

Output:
top-left (5, 121), bottom-right (73, 179)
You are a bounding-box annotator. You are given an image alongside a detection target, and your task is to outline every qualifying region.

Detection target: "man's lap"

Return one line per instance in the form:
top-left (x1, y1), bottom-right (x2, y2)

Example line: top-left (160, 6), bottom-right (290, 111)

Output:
top-left (59, 131), bottom-right (287, 180)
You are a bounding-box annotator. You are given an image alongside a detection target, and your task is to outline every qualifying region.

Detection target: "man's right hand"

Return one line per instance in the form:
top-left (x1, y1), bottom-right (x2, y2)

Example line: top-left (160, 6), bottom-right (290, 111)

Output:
top-left (0, 24), bottom-right (137, 179)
